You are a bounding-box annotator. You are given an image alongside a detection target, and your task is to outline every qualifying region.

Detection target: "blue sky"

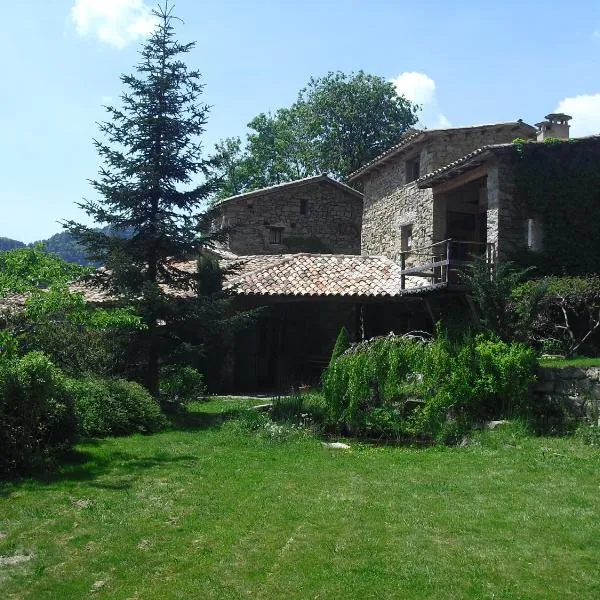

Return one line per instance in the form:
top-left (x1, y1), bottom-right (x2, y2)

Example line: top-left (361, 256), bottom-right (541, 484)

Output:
top-left (2, 0), bottom-right (600, 242)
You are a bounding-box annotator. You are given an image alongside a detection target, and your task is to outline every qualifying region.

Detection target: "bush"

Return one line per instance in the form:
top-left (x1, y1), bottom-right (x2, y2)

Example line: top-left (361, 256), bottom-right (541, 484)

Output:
top-left (513, 275), bottom-right (600, 357)
top-left (271, 393), bottom-right (304, 423)
top-left (0, 352), bottom-right (77, 478)
top-left (67, 377), bottom-right (167, 437)
top-left (322, 333), bottom-right (537, 443)
top-left (160, 365), bottom-right (206, 413)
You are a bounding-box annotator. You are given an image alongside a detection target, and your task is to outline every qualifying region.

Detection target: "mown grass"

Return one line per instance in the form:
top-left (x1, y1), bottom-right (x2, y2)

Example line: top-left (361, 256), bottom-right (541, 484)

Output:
top-left (539, 357), bottom-right (600, 368)
top-left (1, 399), bottom-right (600, 599)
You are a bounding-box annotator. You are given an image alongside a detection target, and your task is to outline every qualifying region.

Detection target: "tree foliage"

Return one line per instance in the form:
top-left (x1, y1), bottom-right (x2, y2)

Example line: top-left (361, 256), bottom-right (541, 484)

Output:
top-left (513, 276), bottom-right (600, 357)
top-left (0, 245), bottom-right (87, 295)
top-left (211, 71), bottom-right (419, 199)
top-left (65, 3), bottom-right (223, 394)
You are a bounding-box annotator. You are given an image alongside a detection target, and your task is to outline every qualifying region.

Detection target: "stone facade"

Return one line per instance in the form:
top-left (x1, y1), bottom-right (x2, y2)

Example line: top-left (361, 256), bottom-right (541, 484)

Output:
top-left (534, 367), bottom-right (600, 422)
top-left (485, 156), bottom-right (527, 259)
top-left (358, 123), bottom-right (535, 261)
top-left (210, 177), bottom-right (362, 256)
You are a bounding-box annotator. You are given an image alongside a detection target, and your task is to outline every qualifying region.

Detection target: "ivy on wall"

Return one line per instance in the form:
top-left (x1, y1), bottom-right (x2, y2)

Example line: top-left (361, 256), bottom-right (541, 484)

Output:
top-left (512, 138), bottom-right (600, 275)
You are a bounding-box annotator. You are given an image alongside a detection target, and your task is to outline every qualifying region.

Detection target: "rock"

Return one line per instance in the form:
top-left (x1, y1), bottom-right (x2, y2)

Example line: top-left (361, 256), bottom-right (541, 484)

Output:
top-left (90, 580), bottom-right (106, 592)
top-left (321, 442), bottom-right (351, 450)
top-left (250, 403), bottom-right (272, 412)
top-left (0, 554), bottom-right (33, 567)
top-left (534, 380), bottom-right (555, 394)
top-left (486, 420), bottom-right (510, 429)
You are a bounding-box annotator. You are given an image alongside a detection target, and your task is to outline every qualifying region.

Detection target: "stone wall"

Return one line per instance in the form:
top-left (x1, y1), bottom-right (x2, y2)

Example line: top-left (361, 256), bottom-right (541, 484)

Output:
top-left (486, 157), bottom-right (527, 259)
top-left (361, 123), bottom-right (534, 261)
top-left (211, 180), bottom-right (362, 256)
top-left (534, 366), bottom-right (600, 421)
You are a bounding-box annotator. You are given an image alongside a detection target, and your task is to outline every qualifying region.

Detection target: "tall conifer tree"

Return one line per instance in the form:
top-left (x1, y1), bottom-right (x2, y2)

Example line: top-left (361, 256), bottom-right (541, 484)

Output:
top-left (66, 2), bottom-right (218, 395)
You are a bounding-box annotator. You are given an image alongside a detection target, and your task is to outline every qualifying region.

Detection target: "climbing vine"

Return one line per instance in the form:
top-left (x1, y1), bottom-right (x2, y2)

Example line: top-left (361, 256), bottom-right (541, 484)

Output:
top-left (511, 137), bottom-right (600, 275)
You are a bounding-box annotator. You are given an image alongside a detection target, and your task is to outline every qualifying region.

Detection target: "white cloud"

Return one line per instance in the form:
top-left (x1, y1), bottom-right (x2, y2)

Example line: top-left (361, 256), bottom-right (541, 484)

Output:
top-left (71, 0), bottom-right (157, 49)
top-left (555, 94), bottom-right (600, 137)
top-left (389, 71), bottom-right (450, 129)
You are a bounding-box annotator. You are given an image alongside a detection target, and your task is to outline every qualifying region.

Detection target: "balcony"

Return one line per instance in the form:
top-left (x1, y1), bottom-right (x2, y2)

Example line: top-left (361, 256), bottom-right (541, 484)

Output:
top-left (399, 239), bottom-right (496, 290)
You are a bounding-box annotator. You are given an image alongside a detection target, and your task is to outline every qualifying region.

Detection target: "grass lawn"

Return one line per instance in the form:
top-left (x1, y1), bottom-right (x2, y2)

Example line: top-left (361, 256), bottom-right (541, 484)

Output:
top-left (1, 399), bottom-right (600, 599)
top-left (539, 357), bottom-right (600, 368)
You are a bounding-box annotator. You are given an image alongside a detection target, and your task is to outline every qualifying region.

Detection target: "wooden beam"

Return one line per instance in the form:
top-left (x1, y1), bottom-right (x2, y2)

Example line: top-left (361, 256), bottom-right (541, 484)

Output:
top-left (432, 165), bottom-right (488, 194)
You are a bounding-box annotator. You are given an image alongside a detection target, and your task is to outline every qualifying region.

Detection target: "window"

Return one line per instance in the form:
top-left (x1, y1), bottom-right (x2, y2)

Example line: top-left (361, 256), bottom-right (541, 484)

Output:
top-left (401, 224), bottom-right (413, 251)
top-left (526, 218), bottom-right (543, 252)
top-left (268, 227), bottom-right (282, 244)
top-left (300, 198), bottom-right (308, 215)
top-left (405, 157), bottom-right (420, 183)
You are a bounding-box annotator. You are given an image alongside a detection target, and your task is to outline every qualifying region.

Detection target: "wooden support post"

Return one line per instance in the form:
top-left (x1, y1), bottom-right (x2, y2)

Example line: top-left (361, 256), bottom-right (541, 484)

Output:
top-left (360, 304), bottom-right (366, 341)
top-left (445, 238), bottom-right (452, 284)
top-left (465, 294), bottom-right (480, 326)
top-left (400, 252), bottom-right (406, 290)
top-left (423, 299), bottom-right (436, 328)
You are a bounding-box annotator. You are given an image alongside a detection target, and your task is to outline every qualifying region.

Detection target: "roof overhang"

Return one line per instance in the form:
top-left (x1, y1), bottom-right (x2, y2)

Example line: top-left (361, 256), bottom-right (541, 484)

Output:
top-left (213, 174), bottom-right (362, 208)
top-left (346, 121), bottom-right (536, 184)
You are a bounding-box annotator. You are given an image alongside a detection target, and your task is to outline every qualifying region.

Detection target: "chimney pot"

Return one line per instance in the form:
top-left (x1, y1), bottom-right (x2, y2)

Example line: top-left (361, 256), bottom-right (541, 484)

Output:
top-left (536, 112), bottom-right (572, 141)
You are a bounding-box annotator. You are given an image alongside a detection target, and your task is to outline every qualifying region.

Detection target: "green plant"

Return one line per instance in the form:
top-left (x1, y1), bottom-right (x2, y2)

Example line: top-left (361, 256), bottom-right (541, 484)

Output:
top-left (322, 332), bottom-right (537, 443)
top-left (160, 365), bottom-right (207, 413)
top-left (513, 276), bottom-right (600, 357)
top-left (271, 393), bottom-right (304, 423)
top-left (460, 255), bottom-right (546, 342)
top-left (513, 138), bottom-right (600, 275)
top-left (0, 352), bottom-right (76, 478)
top-left (329, 326), bottom-right (350, 365)
top-left (0, 330), bottom-right (18, 362)
top-left (67, 377), bottom-right (166, 437)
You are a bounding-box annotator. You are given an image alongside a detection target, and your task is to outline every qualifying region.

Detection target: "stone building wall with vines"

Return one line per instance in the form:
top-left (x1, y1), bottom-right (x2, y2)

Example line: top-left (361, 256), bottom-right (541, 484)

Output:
top-left (509, 138), bottom-right (600, 275)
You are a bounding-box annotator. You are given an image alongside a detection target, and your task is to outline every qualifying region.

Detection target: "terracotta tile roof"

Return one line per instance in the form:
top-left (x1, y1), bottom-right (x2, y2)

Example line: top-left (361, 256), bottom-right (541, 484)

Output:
top-left (346, 121), bottom-right (536, 183)
top-left (0, 253), bottom-right (433, 310)
top-left (214, 173), bottom-right (363, 207)
top-left (220, 253), bottom-right (429, 298)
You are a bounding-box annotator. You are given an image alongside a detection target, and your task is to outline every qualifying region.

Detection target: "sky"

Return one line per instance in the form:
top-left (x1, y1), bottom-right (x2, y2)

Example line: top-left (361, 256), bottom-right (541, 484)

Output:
top-left (2, 0), bottom-right (600, 242)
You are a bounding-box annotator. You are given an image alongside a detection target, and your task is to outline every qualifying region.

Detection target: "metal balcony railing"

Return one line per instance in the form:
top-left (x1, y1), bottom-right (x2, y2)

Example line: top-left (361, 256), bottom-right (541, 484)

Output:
top-left (399, 239), bottom-right (496, 290)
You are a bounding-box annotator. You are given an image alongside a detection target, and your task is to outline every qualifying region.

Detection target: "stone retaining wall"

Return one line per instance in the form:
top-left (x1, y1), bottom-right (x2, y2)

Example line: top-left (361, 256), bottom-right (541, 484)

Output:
top-left (534, 366), bottom-right (600, 421)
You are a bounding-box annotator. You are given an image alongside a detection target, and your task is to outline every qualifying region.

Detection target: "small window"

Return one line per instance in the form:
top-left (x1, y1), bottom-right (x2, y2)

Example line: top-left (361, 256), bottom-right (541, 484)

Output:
top-left (405, 157), bottom-right (420, 183)
top-left (401, 224), bottom-right (413, 251)
top-left (300, 198), bottom-right (308, 215)
top-left (268, 228), bottom-right (282, 244)
top-left (527, 218), bottom-right (543, 252)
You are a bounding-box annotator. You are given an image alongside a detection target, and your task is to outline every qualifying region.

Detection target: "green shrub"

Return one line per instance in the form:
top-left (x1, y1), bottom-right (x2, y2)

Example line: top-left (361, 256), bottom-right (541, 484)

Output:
top-left (329, 326), bottom-right (350, 365)
top-left (322, 333), bottom-right (537, 443)
top-left (0, 352), bottom-right (76, 478)
top-left (513, 275), bottom-right (600, 357)
top-left (301, 391), bottom-right (327, 424)
top-left (67, 377), bottom-right (166, 437)
top-left (271, 393), bottom-right (304, 423)
top-left (160, 365), bottom-right (206, 413)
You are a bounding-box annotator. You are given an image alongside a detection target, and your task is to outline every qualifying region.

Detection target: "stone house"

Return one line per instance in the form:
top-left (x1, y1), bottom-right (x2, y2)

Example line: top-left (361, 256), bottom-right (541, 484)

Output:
top-left (347, 120), bottom-right (538, 267)
top-left (209, 174), bottom-right (363, 255)
top-left (415, 115), bottom-right (600, 273)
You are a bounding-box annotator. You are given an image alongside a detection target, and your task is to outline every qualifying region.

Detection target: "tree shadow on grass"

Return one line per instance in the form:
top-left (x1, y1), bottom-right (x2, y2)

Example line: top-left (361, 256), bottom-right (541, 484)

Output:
top-left (0, 446), bottom-right (202, 495)
top-left (168, 406), bottom-right (248, 432)
top-left (0, 406), bottom-right (252, 494)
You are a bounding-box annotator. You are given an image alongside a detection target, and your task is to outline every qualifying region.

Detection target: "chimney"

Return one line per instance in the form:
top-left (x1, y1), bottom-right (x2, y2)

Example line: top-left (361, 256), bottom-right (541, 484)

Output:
top-left (535, 113), bottom-right (572, 141)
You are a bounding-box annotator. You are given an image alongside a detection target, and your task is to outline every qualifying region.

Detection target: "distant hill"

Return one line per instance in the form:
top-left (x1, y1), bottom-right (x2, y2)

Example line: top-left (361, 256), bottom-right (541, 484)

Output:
top-left (0, 227), bottom-right (132, 266)
top-left (35, 231), bottom-right (96, 266)
top-left (0, 237), bottom-right (26, 251)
